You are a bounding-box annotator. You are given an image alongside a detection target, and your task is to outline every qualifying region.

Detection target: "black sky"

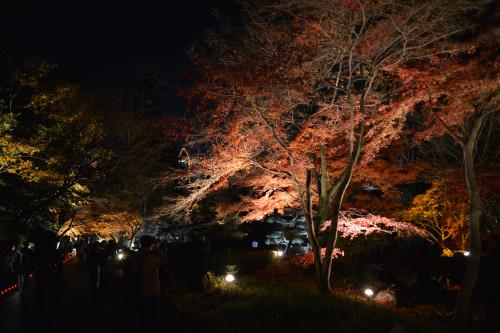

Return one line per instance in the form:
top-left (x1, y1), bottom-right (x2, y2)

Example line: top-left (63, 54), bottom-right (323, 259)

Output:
top-left (0, 0), bottom-right (235, 87)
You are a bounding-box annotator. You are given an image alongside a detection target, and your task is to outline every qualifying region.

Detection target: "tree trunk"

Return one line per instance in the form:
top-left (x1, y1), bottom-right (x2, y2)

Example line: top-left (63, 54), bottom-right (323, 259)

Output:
top-left (320, 174), bottom-right (350, 293)
top-left (304, 170), bottom-right (323, 290)
top-left (453, 115), bottom-right (485, 331)
top-left (300, 120), bottom-right (364, 293)
top-left (319, 123), bottom-right (364, 293)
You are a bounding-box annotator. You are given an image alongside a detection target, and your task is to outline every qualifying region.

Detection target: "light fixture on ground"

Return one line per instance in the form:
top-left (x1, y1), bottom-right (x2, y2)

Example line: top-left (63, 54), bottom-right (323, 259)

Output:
top-left (364, 288), bottom-right (374, 298)
top-left (117, 253), bottom-right (125, 260)
top-left (463, 251), bottom-right (470, 256)
top-left (225, 273), bottom-right (235, 283)
top-left (273, 250), bottom-right (284, 257)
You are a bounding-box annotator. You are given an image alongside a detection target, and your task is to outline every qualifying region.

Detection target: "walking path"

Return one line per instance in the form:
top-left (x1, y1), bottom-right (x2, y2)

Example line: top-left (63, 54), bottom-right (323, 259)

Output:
top-left (0, 261), bottom-right (106, 333)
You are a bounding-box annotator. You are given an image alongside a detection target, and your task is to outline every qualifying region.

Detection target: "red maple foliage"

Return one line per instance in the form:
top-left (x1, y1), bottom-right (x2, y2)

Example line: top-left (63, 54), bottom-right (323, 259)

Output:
top-left (162, 0), bottom-right (498, 298)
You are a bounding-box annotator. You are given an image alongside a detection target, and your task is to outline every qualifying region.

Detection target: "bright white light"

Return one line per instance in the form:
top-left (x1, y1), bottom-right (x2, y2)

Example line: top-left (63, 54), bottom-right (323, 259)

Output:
top-left (225, 273), bottom-right (235, 283)
top-left (56, 242), bottom-right (60, 249)
top-left (276, 250), bottom-right (284, 257)
top-left (364, 288), bottom-right (374, 297)
top-left (117, 253), bottom-right (125, 260)
top-left (464, 251), bottom-right (470, 256)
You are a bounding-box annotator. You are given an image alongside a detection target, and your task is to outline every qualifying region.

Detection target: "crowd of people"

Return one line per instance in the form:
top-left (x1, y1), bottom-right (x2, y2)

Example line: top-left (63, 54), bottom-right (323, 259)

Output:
top-left (82, 235), bottom-right (168, 329)
top-left (4, 234), bottom-right (168, 331)
top-left (5, 234), bottom-right (63, 330)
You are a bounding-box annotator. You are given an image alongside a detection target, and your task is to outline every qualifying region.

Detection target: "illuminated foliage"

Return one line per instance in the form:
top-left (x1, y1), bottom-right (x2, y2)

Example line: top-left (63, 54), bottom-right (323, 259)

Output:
top-left (0, 59), bottom-right (51, 182)
top-left (397, 179), bottom-right (468, 252)
top-left (0, 132), bottom-right (39, 181)
top-left (394, 22), bottom-right (498, 325)
top-left (59, 204), bottom-right (144, 243)
top-left (322, 210), bottom-right (429, 240)
top-left (0, 56), bottom-right (107, 237)
top-left (0, 57), bottom-right (174, 239)
top-left (166, 0), bottom-right (490, 294)
top-left (293, 210), bottom-right (428, 268)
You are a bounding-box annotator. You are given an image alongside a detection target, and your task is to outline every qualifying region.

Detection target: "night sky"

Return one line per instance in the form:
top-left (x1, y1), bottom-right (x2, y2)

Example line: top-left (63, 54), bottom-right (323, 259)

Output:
top-left (0, 0), bottom-right (235, 88)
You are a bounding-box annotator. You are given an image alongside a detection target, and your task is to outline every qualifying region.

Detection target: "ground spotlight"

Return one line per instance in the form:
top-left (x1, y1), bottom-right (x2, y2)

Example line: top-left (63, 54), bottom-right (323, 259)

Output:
top-left (273, 250), bottom-right (284, 257)
top-left (117, 253), bottom-right (125, 260)
top-left (464, 251), bottom-right (470, 256)
top-left (364, 288), bottom-right (374, 298)
top-left (225, 273), bottom-right (235, 283)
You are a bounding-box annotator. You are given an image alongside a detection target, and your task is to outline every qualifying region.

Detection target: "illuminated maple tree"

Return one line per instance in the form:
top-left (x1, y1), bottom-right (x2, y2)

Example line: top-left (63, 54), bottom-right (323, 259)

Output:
top-left (58, 202), bottom-right (145, 244)
top-left (322, 209), bottom-right (429, 240)
top-left (377, 17), bottom-right (499, 324)
top-left (166, 0), bottom-right (488, 294)
top-left (406, 61), bottom-right (498, 329)
top-left (294, 209), bottom-right (429, 268)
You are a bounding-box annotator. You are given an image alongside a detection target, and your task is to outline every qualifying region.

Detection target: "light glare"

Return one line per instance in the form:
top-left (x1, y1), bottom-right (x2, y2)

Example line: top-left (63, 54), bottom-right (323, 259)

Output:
top-left (225, 273), bottom-right (235, 283)
top-left (364, 288), bottom-right (374, 297)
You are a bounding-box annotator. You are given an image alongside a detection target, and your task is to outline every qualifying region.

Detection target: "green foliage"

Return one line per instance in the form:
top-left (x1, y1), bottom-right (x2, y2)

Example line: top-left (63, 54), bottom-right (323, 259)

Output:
top-left (0, 58), bottom-right (43, 182)
top-left (0, 56), bottom-right (107, 238)
top-left (202, 269), bottom-right (239, 290)
top-left (0, 56), bottom-right (171, 239)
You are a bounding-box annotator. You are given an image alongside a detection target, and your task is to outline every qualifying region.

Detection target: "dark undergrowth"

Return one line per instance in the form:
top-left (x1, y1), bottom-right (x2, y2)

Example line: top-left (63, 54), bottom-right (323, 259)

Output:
top-left (168, 276), bottom-right (451, 333)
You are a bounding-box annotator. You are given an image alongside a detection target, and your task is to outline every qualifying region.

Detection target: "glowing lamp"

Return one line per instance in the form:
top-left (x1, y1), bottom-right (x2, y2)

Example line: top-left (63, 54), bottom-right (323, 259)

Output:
top-left (117, 253), bottom-right (125, 261)
top-left (364, 288), bottom-right (374, 298)
top-left (464, 251), bottom-right (470, 256)
top-left (225, 273), bottom-right (235, 283)
top-left (273, 250), bottom-right (284, 257)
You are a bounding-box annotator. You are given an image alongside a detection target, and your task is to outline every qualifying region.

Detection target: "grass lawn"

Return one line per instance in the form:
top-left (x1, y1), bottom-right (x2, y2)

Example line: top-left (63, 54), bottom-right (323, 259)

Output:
top-left (166, 251), bottom-right (451, 333)
top-left (169, 277), bottom-right (451, 333)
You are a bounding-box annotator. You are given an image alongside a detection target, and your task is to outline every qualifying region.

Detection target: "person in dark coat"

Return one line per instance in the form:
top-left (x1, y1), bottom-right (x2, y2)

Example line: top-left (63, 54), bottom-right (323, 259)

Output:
top-left (11, 240), bottom-right (33, 293)
top-left (33, 237), bottom-right (63, 329)
top-left (125, 235), bottom-right (167, 330)
top-left (86, 241), bottom-right (103, 295)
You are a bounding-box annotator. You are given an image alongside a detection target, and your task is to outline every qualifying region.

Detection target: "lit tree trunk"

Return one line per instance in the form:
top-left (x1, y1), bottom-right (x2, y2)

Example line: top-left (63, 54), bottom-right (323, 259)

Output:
top-left (321, 123), bottom-right (364, 293)
top-left (303, 123), bottom-right (364, 293)
top-left (452, 112), bottom-right (487, 330)
top-left (57, 212), bottom-right (76, 240)
top-left (128, 222), bottom-right (144, 249)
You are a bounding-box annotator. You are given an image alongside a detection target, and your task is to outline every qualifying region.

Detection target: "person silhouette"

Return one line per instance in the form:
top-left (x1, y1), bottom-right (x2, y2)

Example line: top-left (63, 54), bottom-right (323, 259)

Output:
top-left (126, 235), bottom-right (167, 330)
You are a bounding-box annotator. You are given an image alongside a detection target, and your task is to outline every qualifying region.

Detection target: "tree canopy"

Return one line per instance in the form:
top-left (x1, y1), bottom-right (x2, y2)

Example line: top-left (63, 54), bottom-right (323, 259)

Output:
top-left (0, 56), bottom-right (171, 240)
